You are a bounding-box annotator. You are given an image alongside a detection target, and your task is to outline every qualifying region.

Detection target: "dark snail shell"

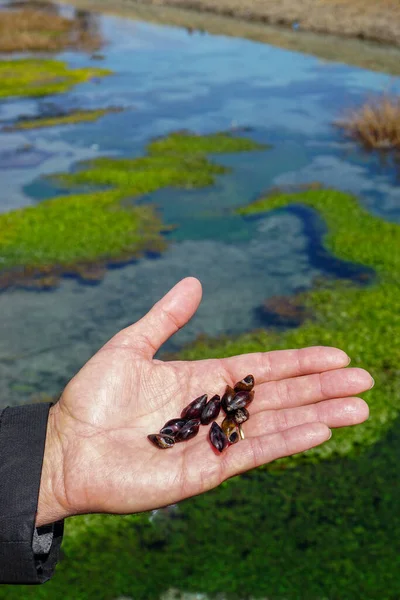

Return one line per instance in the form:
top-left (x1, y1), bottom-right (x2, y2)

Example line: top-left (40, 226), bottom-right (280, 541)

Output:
top-left (175, 418), bottom-right (201, 442)
top-left (221, 385), bottom-right (236, 414)
top-left (228, 431), bottom-right (239, 444)
top-left (181, 394), bottom-right (208, 420)
top-left (209, 422), bottom-right (228, 453)
top-left (200, 395), bottom-right (221, 425)
top-left (226, 390), bottom-right (254, 412)
top-left (234, 374), bottom-right (255, 392)
top-left (159, 418), bottom-right (187, 437)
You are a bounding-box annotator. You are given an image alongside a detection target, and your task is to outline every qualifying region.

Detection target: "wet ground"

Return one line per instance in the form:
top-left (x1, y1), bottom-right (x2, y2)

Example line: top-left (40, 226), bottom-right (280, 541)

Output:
top-left (0, 6), bottom-right (399, 407)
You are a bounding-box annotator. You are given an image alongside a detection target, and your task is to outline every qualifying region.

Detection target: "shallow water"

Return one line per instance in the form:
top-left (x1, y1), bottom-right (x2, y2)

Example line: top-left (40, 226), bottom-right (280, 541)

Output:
top-left (0, 6), bottom-right (399, 407)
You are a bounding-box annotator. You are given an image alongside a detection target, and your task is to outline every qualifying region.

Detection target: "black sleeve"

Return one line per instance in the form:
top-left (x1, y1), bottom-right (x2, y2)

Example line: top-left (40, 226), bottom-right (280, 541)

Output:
top-left (0, 403), bottom-right (65, 584)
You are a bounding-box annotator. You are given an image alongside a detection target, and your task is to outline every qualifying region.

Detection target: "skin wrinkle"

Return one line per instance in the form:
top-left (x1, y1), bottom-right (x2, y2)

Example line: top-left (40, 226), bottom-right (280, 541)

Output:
top-left (132, 332), bottom-right (159, 358)
top-left (318, 370), bottom-right (335, 400)
top-left (276, 378), bottom-right (293, 409)
top-left (315, 371), bottom-right (325, 406)
top-left (249, 436), bottom-right (266, 470)
top-left (158, 304), bottom-right (184, 337)
top-left (46, 407), bottom-right (70, 521)
top-left (293, 348), bottom-right (305, 380)
top-left (281, 428), bottom-right (295, 458)
top-left (275, 405), bottom-right (291, 433)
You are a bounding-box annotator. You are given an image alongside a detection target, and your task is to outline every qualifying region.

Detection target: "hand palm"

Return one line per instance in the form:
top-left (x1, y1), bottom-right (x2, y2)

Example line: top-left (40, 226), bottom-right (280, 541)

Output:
top-left (50, 279), bottom-right (372, 519)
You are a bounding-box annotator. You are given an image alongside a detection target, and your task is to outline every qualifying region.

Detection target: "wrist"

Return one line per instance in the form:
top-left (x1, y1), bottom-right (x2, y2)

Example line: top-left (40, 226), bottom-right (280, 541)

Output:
top-left (35, 404), bottom-right (71, 528)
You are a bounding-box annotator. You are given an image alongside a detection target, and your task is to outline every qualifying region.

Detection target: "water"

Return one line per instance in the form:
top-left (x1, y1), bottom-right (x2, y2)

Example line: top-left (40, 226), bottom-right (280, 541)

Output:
top-left (0, 7), bottom-right (399, 407)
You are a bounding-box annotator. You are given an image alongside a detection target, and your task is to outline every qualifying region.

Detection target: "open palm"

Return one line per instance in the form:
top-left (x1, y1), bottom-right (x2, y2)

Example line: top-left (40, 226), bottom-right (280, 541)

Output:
top-left (45, 278), bottom-right (372, 523)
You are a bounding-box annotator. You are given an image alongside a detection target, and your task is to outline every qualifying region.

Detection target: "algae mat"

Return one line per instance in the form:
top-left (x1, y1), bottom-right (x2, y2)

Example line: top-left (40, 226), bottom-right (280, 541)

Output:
top-left (0, 59), bottom-right (110, 99)
top-left (0, 132), bottom-right (265, 289)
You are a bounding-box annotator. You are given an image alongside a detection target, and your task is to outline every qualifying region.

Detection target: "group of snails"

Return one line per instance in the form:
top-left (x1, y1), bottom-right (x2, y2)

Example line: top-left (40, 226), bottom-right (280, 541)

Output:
top-left (147, 374), bottom-right (255, 453)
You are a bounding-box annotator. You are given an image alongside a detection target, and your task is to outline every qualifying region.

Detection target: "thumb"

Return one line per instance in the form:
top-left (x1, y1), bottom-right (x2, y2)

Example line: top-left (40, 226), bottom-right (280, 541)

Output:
top-left (117, 277), bottom-right (203, 357)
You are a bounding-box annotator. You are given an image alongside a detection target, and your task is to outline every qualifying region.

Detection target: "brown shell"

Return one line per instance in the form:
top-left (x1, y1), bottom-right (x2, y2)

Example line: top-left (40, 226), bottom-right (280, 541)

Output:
top-left (148, 433), bottom-right (175, 449)
top-left (234, 374), bottom-right (255, 392)
top-left (233, 407), bottom-right (250, 425)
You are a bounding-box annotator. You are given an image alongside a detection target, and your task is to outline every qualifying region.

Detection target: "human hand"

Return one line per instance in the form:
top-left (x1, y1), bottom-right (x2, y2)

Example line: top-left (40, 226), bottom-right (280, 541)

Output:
top-left (36, 278), bottom-right (373, 526)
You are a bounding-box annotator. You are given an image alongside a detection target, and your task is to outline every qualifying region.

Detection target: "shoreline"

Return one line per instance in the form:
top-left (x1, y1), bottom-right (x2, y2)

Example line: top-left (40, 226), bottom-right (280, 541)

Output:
top-left (51, 0), bottom-right (400, 76)
top-left (126, 0), bottom-right (400, 47)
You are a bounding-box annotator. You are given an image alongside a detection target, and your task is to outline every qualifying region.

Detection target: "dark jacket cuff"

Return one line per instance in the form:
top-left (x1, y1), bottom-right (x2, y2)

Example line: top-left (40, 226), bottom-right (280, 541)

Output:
top-left (0, 403), bottom-right (64, 584)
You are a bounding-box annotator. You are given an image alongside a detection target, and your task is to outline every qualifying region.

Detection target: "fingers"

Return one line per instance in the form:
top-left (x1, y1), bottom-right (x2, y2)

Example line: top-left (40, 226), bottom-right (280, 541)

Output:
top-left (115, 278), bottom-right (202, 357)
top-left (252, 367), bottom-right (373, 413)
top-left (222, 346), bottom-right (350, 386)
top-left (243, 396), bottom-right (369, 437)
top-left (221, 422), bottom-right (331, 479)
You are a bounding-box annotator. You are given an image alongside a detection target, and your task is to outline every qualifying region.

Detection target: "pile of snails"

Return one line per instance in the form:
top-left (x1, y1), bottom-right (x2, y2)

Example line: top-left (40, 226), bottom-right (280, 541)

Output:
top-left (147, 374), bottom-right (254, 453)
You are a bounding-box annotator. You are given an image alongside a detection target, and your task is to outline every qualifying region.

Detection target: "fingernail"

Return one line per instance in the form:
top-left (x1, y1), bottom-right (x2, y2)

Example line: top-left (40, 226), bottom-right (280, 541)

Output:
top-left (328, 429), bottom-right (332, 440)
top-left (369, 377), bottom-right (375, 390)
top-left (346, 355), bottom-right (351, 366)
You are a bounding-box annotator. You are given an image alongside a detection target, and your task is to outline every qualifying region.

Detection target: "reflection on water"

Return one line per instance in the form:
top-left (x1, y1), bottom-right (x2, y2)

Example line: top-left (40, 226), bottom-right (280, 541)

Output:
top-left (0, 0), bottom-right (102, 51)
top-left (0, 144), bottom-right (51, 169)
top-left (0, 10), bottom-right (399, 407)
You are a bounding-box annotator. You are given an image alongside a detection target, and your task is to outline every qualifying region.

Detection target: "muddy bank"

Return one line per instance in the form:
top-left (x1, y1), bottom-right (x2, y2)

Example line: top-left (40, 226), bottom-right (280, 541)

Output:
top-left (52, 0), bottom-right (400, 76)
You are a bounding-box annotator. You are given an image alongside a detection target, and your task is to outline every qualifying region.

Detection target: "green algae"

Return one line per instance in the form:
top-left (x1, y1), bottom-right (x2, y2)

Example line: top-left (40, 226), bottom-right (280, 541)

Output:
top-left (0, 59), bottom-right (111, 99)
top-left (34, 430), bottom-right (399, 600)
top-left (147, 130), bottom-right (267, 156)
top-left (56, 155), bottom-right (227, 191)
top-left (55, 132), bottom-right (266, 190)
top-left (0, 131), bottom-right (264, 288)
top-left (2, 407), bottom-right (400, 600)
top-left (3, 107), bottom-right (122, 131)
top-left (0, 190), bottom-right (166, 286)
top-left (177, 189), bottom-right (400, 463)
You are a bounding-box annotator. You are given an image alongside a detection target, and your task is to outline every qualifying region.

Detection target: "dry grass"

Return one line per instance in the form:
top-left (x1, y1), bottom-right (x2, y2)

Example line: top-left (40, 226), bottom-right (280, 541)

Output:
top-left (0, 7), bottom-right (102, 52)
top-left (131, 0), bottom-right (400, 46)
top-left (337, 96), bottom-right (400, 150)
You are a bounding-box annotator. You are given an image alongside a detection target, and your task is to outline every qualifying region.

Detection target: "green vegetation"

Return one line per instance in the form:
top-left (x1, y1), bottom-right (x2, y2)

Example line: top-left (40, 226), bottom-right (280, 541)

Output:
top-left (0, 190), bottom-right (166, 271)
top-left (55, 131), bottom-right (265, 190)
top-left (0, 59), bottom-right (110, 99)
top-left (0, 188), bottom-right (398, 599)
top-left (56, 155), bottom-right (227, 191)
top-left (147, 130), bottom-right (267, 156)
top-left (4, 108), bottom-right (122, 131)
top-left (2, 422), bottom-right (399, 600)
top-left (177, 189), bottom-right (400, 463)
top-left (0, 132), bottom-right (264, 287)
